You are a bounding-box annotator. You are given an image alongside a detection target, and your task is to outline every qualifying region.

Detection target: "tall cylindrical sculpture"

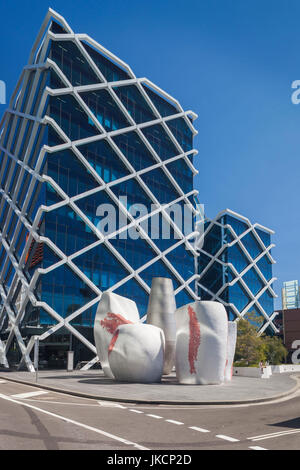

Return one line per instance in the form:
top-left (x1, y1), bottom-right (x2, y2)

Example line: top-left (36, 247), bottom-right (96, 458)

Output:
top-left (146, 277), bottom-right (176, 375)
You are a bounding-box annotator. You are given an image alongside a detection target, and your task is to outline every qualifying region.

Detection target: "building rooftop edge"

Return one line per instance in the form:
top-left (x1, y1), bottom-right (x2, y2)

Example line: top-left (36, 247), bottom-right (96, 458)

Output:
top-left (42, 8), bottom-right (198, 124)
top-left (205, 208), bottom-right (275, 235)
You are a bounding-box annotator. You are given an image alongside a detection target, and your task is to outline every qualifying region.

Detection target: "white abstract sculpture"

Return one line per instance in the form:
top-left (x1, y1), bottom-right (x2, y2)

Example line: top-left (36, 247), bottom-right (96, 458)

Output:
top-left (108, 323), bottom-right (165, 383)
top-left (146, 277), bottom-right (176, 375)
top-left (175, 301), bottom-right (228, 385)
top-left (94, 291), bottom-right (139, 378)
top-left (224, 321), bottom-right (237, 382)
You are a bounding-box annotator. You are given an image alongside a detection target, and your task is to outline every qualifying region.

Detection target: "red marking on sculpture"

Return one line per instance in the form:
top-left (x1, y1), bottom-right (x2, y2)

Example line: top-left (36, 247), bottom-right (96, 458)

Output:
top-left (100, 312), bottom-right (132, 335)
top-left (224, 332), bottom-right (229, 380)
top-left (108, 330), bottom-right (119, 356)
top-left (188, 305), bottom-right (201, 374)
top-left (224, 359), bottom-right (228, 379)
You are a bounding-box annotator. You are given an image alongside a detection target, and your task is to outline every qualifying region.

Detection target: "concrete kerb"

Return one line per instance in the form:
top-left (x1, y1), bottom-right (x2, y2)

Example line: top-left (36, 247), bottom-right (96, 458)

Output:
top-left (0, 373), bottom-right (299, 406)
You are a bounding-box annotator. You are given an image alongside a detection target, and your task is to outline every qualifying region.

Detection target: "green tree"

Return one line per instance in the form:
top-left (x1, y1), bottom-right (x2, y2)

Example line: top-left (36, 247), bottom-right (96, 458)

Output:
top-left (234, 311), bottom-right (288, 366)
top-left (262, 335), bottom-right (287, 365)
top-left (234, 313), bottom-right (266, 366)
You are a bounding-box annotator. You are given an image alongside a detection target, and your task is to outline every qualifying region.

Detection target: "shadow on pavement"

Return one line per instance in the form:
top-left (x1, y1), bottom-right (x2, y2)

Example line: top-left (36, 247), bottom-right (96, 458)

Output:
top-left (270, 417), bottom-right (300, 429)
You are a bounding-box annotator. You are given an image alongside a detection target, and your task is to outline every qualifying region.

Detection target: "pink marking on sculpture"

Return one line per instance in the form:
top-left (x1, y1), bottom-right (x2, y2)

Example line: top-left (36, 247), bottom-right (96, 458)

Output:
top-left (224, 358), bottom-right (228, 379)
top-left (108, 330), bottom-right (119, 356)
top-left (100, 312), bottom-right (133, 335)
top-left (188, 305), bottom-right (201, 374)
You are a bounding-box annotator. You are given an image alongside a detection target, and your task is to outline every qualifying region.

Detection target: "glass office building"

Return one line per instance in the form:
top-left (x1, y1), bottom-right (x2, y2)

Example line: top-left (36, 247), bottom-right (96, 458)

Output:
top-left (197, 209), bottom-right (278, 335)
top-left (0, 9), bottom-right (199, 370)
top-left (282, 280), bottom-right (300, 310)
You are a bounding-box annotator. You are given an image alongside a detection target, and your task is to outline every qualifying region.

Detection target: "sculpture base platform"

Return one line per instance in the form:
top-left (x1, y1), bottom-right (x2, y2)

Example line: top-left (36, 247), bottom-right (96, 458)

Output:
top-left (0, 369), bottom-right (298, 405)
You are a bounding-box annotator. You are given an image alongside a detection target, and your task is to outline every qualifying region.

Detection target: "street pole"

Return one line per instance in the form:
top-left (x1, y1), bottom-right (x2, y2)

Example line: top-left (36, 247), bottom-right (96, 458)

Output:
top-left (34, 336), bottom-right (39, 383)
top-left (67, 332), bottom-right (74, 372)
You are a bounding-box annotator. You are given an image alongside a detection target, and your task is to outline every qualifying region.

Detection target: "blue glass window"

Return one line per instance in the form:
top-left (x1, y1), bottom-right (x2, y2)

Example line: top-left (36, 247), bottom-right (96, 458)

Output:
top-left (202, 224), bottom-right (223, 257)
top-left (44, 204), bottom-right (99, 256)
top-left (110, 178), bottom-right (152, 214)
top-left (166, 158), bottom-right (193, 194)
top-left (114, 85), bottom-right (156, 124)
top-left (140, 260), bottom-right (180, 290)
top-left (147, 212), bottom-right (178, 253)
top-left (80, 89), bottom-right (130, 132)
top-left (78, 138), bottom-right (130, 183)
top-left (112, 131), bottom-right (156, 170)
top-left (76, 189), bottom-right (127, 233)
top-left (175, 289), bottom-right (194, 309)
top-left (142, 85), bottom-right (179, 117)
top-left (49, 41), bottom-right (101, 86)
top-left (114, 279), bottom-right (149, 318)
top-left (166, 117), bottom-right (193, 152)
top-left (48, 124), bottom-right (67, 146)
top-left (49, 69), bottom-right (67, 89)
top-left (242, 267), bottom-right (264, 296)
top-left (46, 148), bottom-right (99, 197)
top-left (109, 232), bottom-right (156, 271)
top-left (140, 167), bottom-right (181, 204)
top-left (82, 42), bottom-right (131, 82)
top-left (199, 261), bottom-right (224, 295)
top-left (224, 214), bottom-right (248, 236)
top-left (258, 290), bottom-right (274, 316)
top-left (228, 281), bottom-right (250, 311)
top-left (241, 231), bottom-right (262, 259)
top-left (142, 124), bottom-right (179, 161)
top-left (74, 243), bottom-right (129, 290)
top-left (41, 264), bottom-right (97, 320)
top-left (50, 21), bottom-right (68, 34)
top-left (226, 243), bottom-right (249, 273)
top-left (49, 94), bottom-right (100, 141)
top-left (166, 244), bottom-right (195, 281)
top-left (255, 228), bottom-right (271, 248)
top-left (256, 255), bottom-right (272, 281)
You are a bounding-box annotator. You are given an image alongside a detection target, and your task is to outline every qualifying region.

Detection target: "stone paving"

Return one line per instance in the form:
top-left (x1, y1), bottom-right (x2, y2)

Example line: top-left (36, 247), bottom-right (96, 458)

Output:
top-left (0, 369), bottom-right (299, 404)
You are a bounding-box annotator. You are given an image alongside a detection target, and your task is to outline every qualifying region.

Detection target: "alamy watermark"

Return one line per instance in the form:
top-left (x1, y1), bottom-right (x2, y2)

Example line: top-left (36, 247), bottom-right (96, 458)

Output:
top-left (291, 80), bottom-right (300, 104)
top-left (291, 340), bottom-right (300, 365)
top-left (0, 80), bottom-right (6, 105)
top-left (95, 197), bottom-right (205, 251)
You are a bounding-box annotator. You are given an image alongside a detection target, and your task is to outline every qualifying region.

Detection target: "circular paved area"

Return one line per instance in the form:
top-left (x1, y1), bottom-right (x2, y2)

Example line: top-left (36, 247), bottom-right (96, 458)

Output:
top-left (0, 369), bottom-right (299, 404)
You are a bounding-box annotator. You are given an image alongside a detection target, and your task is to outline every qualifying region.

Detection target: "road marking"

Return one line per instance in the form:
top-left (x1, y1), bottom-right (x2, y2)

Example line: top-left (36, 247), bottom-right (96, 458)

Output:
top-left (165, 419), bottom-right (184, 425)
top-left (249, 446), bottom-right (267, 450)
top-left (0, 380), bottom-right (7, 384)
top-left (0, 392), bottom-right (149, 450)
top-left (216, 434), bottom-right (240, 442)
top-left (249, 429), bottom-right (300, 441)
top-left (98, 401), bottom-right (127, 408)
top-left (146, 414), bottom-right (163, 419)
top-left (11, 391), bottom-right (49, 399)
top-left (30, 400), bottom-right (101, 406)
top-left (189, 426), bottom-right (210, 433)
top-left (129, 409), bottom-right (144, 414)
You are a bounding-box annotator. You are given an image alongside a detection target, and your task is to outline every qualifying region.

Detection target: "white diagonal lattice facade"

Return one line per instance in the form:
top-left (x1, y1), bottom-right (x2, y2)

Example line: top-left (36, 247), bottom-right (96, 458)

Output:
top-left (0, 9), bottom-right (200, 370)
top-left (196, 209), bottom-right (278, 335)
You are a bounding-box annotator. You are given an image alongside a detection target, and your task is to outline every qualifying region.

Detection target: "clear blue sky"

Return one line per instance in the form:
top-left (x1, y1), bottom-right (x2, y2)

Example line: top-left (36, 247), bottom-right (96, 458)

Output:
top-left (1, 0), bottom-right (299, 308)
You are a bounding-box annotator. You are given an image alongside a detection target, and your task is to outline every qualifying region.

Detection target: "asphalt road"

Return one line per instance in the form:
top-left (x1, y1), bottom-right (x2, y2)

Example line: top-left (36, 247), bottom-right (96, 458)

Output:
top-left (0, 378), bottom-right (299, 451)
